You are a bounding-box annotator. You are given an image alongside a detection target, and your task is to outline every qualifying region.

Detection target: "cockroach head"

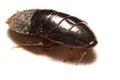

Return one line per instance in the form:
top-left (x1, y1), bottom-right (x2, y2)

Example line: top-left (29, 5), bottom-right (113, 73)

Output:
top-left (6, 10), bottom-right (36, 34)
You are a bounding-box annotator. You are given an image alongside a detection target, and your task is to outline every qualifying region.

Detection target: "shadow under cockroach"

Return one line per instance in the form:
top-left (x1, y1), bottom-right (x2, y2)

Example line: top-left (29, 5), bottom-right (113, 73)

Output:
top-left (8, 29), bottom-right (97, 64)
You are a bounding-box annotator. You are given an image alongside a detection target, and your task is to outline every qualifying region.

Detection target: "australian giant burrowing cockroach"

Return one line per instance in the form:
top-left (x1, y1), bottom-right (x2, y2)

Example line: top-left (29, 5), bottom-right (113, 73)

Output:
top-left (6, 9), bottom-right (98, 63)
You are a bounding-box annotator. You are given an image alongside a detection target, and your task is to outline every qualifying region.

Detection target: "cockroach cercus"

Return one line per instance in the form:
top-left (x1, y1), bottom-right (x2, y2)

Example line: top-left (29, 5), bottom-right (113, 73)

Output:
top-left (6, 9), bottom-right (98, 64)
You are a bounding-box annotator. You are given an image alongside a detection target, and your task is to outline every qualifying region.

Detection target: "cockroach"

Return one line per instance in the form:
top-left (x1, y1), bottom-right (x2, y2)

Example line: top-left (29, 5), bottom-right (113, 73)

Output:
top-left (6, 9), bottom-right (98, 63)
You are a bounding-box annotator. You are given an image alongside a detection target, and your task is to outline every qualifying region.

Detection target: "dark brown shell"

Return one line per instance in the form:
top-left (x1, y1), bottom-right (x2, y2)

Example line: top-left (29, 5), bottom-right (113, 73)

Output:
top-left (6, 9), bottom-right (97, 49)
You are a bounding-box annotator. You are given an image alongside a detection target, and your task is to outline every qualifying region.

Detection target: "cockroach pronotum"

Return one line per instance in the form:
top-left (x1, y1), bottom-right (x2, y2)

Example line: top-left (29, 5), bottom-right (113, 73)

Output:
top-left (6, 9), bottom-right (98, 64)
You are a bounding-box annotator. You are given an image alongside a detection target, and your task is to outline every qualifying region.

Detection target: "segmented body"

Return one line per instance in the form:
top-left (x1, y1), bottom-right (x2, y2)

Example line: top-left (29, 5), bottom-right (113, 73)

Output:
top-left (7, 9), bottom-right (97, 49)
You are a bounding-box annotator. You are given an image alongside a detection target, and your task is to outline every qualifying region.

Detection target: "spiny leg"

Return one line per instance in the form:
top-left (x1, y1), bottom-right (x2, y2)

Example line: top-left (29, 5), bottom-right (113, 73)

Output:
top-left (76, 50), bottom-right (88, 65)
top-left (63, 48), bottom-right (74, 62)
top-left (13, 39), bottom-right (59, 50)
top-left (41, 41), bottom-right (59, 50)
top-left (12, 42), bottom-right (44, 49)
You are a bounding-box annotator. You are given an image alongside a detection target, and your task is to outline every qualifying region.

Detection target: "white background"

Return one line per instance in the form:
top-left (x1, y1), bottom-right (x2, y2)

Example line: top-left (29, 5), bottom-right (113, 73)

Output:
top-left (0, 0), bottom-right (120, 80)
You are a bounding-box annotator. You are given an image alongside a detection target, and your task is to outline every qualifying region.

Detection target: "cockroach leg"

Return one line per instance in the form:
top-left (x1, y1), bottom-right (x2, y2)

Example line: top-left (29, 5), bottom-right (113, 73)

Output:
top-left (41, 41), bottom-right (59, 50)
top-left (63, 48), bottom-right (74, 62)
top-left (12, 42), bottom-right (44, 49)
top-left (12, 39), bottom-right (59, 50)
top-left (76, 50), bottom-right (87, 65)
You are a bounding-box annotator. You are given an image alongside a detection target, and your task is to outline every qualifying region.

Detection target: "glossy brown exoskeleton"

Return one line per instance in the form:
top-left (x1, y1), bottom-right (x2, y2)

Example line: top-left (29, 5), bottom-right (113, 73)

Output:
top-left (6, 9), bottom-right (98, 63)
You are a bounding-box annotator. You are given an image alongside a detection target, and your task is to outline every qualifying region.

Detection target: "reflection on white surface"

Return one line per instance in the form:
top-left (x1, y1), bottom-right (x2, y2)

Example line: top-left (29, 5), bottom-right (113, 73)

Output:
top-left (7, 29), bottom-right (96, 64)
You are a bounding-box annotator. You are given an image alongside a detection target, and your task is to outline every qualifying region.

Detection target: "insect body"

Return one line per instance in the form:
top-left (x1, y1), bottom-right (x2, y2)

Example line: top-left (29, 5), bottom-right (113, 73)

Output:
top-left (6, 9), bottom-right (97, 63)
